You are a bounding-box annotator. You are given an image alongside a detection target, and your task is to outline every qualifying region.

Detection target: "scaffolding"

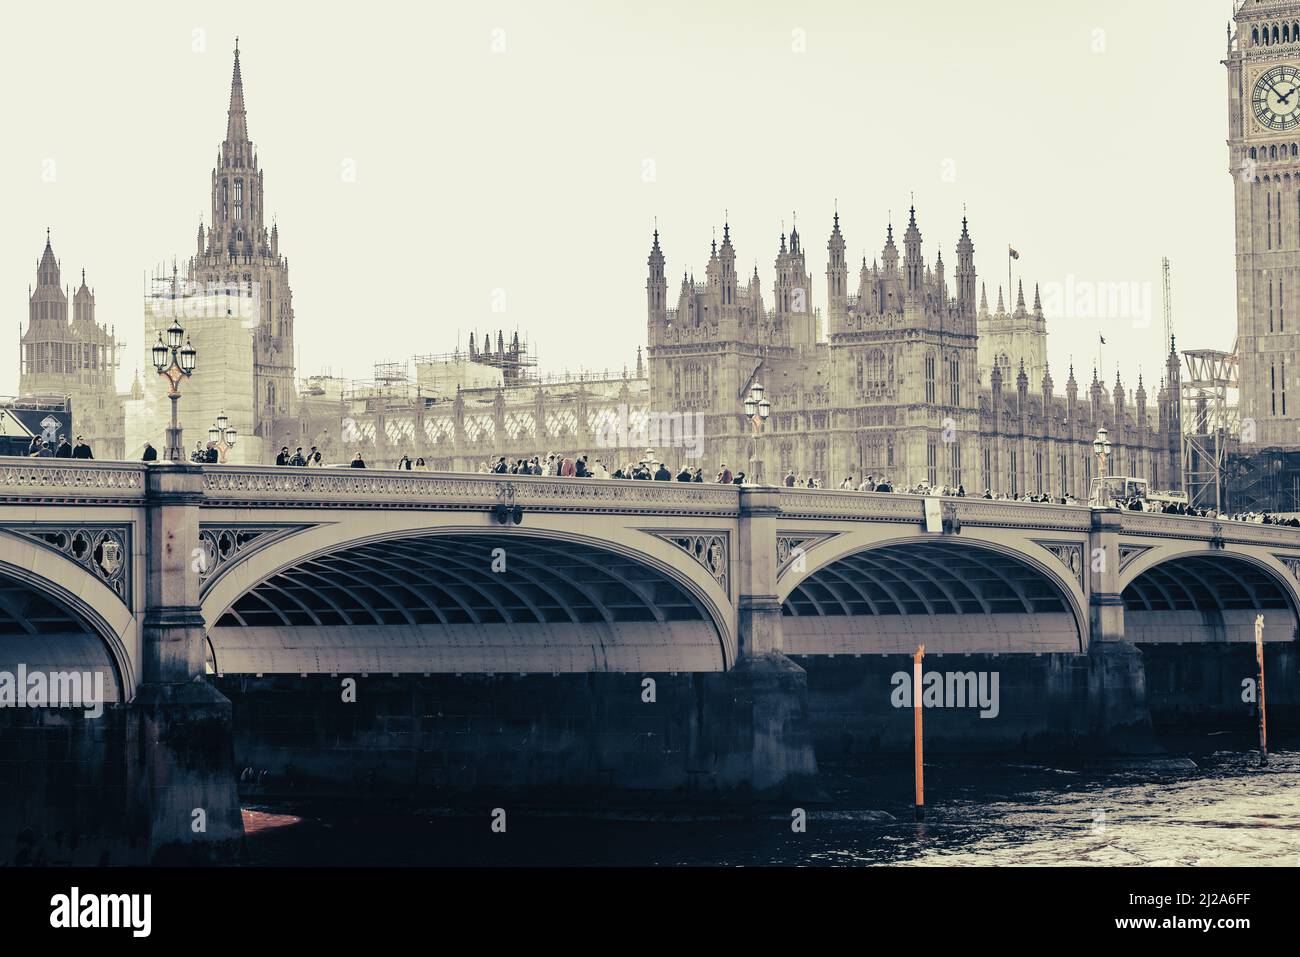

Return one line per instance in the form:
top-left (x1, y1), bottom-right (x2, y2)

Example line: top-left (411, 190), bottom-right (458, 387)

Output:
top-left (416, 329), bottom-right (539, 386)
top-left (1180, 347), bottom-right (1239, 510)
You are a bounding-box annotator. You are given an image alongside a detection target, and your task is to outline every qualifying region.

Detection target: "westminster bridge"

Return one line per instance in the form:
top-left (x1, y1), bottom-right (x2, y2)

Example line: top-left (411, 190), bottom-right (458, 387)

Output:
top-left (0, 460), bottom-right (1296, 861)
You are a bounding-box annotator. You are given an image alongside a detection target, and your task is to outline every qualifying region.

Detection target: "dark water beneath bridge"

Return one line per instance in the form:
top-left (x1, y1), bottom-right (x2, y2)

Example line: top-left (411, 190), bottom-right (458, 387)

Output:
top-left (241, 745), bottom-right (1300, 867)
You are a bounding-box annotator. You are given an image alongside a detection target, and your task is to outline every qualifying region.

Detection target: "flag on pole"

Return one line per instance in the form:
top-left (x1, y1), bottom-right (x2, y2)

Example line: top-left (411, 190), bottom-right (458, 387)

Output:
top-left (1008, 246), bottom-right (1020, 260)
top-left (1099, 334), bottom-right (1106, 345)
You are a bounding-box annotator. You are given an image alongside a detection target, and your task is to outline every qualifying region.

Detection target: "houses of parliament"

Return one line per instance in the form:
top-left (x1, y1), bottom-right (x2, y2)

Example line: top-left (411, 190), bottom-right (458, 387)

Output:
top-left (642, 212), bottom-right (1183, 493)
top-left (57, 15), bottom-right (1300, 492)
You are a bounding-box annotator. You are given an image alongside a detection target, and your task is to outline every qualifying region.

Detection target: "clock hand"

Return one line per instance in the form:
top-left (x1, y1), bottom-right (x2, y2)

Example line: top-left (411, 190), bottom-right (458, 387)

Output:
top-left (1281, 87), bottom-right (1299, 105)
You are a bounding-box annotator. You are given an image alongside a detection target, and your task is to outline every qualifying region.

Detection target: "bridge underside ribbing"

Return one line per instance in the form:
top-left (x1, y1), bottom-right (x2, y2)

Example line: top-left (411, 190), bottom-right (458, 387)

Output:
top-left (782, 541), bottom-right (1082, 653)
top-left (209, 533), bottom-right (725, 674)
top-left (1123, 554), bottom-right (1298, 643)
top-left (0, 572), bottom-right (119, 703)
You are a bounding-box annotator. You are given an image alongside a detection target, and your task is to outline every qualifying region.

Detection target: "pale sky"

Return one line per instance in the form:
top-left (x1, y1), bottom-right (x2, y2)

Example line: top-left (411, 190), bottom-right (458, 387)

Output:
top-left (1, 0), bottom-right (1240, 397)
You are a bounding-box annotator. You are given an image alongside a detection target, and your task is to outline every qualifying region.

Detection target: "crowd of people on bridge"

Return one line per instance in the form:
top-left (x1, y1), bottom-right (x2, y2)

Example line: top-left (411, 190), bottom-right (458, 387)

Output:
top-left (40, 434), bottom-right (1300, 528)
top-left (23, 434), bottom-right (94, 458)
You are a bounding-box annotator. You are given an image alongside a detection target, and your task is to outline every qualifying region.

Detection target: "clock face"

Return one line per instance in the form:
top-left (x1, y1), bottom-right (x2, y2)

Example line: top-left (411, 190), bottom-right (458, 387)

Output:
top-left (1254, 65), bottom-right (1300, 132)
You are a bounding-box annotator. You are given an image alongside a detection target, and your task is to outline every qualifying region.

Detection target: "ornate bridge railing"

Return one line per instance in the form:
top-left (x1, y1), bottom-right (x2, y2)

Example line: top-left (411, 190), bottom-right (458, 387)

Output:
top-left (1118, 510), bottom-right (1300, 547)
top-left (199, 466), bottom-right (742, 516)
top-left (0, 458), bottom-right (147, 504)
top-left (778, 488), bottom-right (1093, 531)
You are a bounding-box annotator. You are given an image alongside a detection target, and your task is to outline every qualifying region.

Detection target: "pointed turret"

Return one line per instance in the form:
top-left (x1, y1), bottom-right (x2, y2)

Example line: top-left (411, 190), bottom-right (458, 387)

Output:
top-left (1014, 279), bottom-right (1027, 317)
top-left (979, 282), bottom-right (989, 317)
top-left (827, 208), bottom-right (848, 332)
top-left (227, 38), bottom-right (249, 145)
top-left (37, 230), bottom-right (59, 288)
top-left (647, 227), bottom-right (667, 334)
top-left (718, 220), bottom-right (737, 308)
top-left (902, 204), bottom-right (923, 301)
top-left (72, 268), bottom-right (95, 326)
top-left (955, 215), bottom-right (976, 319)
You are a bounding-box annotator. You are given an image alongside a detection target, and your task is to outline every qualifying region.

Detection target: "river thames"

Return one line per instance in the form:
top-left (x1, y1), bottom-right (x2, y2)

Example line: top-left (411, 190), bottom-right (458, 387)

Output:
top-left (241, 745), bottom-right (1299, 867)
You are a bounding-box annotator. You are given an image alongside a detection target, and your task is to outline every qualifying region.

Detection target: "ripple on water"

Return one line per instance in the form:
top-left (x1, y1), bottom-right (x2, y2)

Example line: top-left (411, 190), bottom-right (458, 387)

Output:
top-left (241, 750), bottom-right (1300, 866)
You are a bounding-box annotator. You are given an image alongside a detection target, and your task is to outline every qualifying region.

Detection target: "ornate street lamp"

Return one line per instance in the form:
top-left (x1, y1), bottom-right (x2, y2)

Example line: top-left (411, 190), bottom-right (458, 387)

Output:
top-left (152, 319), bottom-right (197, 461)
top-left (744, 381), bottom-right (772, 485)
top-left (1092, 427), bottom-right (1113, 505)
top-left (744, 381), bottom-right (771, 434)
top-left (207, 410), bottom-right (237, 464)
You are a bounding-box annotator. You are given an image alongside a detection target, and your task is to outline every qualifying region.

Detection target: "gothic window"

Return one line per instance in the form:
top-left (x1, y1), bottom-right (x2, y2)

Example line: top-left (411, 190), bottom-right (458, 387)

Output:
top-left (1251, 147), bottom-right (1258, 160)
top-left (1009, 450), bottom-right (1018, 496)
top-left (779, 441), bottom-right (793, 472)
top-left (1272, 364), bottom-right (1277, 414)
top-left (925, 352), bottom-right (936, 404)
top-left (1270, 281), bottom-right (1275, 331)
top-left (1272, 145), bottom-right (1279, 161)
top-left (812, 440), bottom-right (827, 482)
top-left (1035, 449), bottom-right (1044, 494)
top-left (1285, 359), bottom-right (1289, 415)
top-left (949, 441), bottom-right (962, 488)
top-left (1059, 453), bottom-right (1068, 496)
top-left (982, 448), bottom-right (992, 492)
top-left (948, 357), bottom-right (960, 406)
top-left (234, 179), bottom-right (244, 219)
top-left (926, 439), bottom-right (937, 486)
top-left (268, 381), bottom-right (276, 411)
top-left (1253, 27), bottom-right (1259, 45)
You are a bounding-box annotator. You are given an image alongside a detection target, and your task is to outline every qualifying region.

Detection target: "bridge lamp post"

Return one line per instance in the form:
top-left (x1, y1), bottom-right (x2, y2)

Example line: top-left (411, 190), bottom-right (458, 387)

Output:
top-left (1092, 427), bottom-right (1113, 505)
top-left (208, 411), bottom-right (237, 464)
top-left (152, 318), bottom-right (197, 462)
top-left (744, 382), bottom-right (771, 483)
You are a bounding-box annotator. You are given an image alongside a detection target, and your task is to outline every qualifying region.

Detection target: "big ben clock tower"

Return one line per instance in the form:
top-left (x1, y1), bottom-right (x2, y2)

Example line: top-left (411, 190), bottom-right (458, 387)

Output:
top-left (1229, 2), bottom-right (1300, 447)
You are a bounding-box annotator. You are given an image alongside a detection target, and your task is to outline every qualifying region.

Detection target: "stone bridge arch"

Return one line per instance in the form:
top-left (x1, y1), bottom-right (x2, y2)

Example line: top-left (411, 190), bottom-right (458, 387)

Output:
top-left (0, 531), bottom-right (133, 701)
top-left (1119, 545), bottom-right (1300, 644)
top-left (776, 531), bottom-right (1089, 655)
top-left (199, 513), bottom-right (736, 674)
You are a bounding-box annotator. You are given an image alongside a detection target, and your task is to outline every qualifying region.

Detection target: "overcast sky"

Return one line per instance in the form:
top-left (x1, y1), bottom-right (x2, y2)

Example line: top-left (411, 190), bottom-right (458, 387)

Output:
top-left (1, 0), bottom-right (1239, 396)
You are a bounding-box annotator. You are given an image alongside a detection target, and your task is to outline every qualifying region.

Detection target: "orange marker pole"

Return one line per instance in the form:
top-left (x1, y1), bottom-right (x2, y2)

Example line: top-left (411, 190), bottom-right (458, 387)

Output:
top-left (1255, 614), bottom-right (1268, 767)
top-left (913, 643), bottom-right (925, 822)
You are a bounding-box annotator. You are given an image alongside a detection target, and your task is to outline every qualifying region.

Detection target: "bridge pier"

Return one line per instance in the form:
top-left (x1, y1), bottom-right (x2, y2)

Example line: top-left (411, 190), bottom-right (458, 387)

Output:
top-left (1086, 508), bottom-right (1157, 751)
top-left (729, 488), bottom-right (818, 794)
top-left (134, 465), bottom-right (243, 862)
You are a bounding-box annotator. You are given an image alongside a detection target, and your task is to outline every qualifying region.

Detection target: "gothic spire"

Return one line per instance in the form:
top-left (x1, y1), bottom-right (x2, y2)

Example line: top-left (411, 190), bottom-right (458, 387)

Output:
top-left (227, 38), bottom-right (249, 145)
